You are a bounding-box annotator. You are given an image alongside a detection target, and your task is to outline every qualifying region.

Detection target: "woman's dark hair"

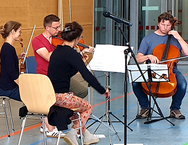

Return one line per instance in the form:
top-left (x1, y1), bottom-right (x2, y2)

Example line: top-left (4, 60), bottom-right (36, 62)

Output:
top-left (0, 21), bottom-right (21, 39)
top-left (158, 12), bottom-right (174, 24)
top-left (61, 21), bottom-right (83, 42)
top-left (43, 14), bottom-right (60, 28)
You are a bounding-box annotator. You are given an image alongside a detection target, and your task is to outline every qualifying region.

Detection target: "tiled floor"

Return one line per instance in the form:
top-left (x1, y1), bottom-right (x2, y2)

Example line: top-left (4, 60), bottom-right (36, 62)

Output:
top-left (0, 64), bottom-right (188, 145)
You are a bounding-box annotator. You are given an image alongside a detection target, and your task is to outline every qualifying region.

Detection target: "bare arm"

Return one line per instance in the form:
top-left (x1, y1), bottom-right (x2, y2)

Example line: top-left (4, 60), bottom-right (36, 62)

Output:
top-left (81, 46), bottom-right (95, 53)
top-left (18, 52), bottom-right (26, 60)
top-left (103, 88), bottom-right (110, 98)
top-left (136, 52), bottom-right (159, 64)
top-left (168, 30), bottom-right (188, 55)
top-left (36, 47), bottom-right (53, 62)
top-left (14, 79), bottom-right (19, 85)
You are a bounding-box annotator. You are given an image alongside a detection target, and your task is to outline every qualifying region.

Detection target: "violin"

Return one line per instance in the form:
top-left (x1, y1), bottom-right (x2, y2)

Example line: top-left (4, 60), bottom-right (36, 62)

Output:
top-left (18, 25), bottom-right (36, 74)
top-left (141, 17), bottom-right (179, 98)
top-left (52, 32), bottom-right (89, 50)
top-left (19, 38), bottom-right (26, 74)
top-left (52, 32), bottom-right (93, 65)
top-left (76, 38), bottom-right (85, 51)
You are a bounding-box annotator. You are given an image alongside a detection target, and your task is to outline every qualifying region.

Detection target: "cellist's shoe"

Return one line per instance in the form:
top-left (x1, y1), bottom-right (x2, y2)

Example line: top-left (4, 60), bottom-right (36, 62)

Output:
top-left (170, 110), bottom-right (185, 119)
top-left (136, 108), bottom-right (149, 119)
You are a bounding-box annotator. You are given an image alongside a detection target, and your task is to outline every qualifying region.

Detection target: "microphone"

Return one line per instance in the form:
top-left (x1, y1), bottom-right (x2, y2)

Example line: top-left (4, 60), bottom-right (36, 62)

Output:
top-left (103, 11), bottom-right (133, 26)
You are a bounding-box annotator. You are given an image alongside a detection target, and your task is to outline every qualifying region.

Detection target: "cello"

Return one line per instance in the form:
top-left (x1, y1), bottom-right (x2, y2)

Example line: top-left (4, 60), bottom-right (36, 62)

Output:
top-left (141, 18), bottom-right (179, 98)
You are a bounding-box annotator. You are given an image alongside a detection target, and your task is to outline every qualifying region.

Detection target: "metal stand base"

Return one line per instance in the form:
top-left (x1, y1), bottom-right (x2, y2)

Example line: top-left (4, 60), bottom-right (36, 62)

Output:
top-left (93, 97), bottom-right (122, 145)
top-left (128, 106), bottom-right (175, 126)
top-left (87, 85), bottom-right (115, 133)
top-left (87, 72), bottom-right (133, 145)
top-left (128, 82), bottom-right (175, 126)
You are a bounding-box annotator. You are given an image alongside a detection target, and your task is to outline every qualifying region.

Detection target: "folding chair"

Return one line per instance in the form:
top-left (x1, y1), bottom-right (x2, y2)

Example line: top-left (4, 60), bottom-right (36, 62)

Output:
top-left (0, 96), bottom-right (14, 137)
top-left (17, 74), bottom-right (83, 145)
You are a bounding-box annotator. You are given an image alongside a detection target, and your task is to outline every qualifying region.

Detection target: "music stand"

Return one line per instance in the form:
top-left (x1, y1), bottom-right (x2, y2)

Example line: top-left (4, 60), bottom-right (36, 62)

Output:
top-left (87, 84), bottom-right (117, 133)
top-left (88, 44), bottom-right (133, 144)
top-left (127, 64), bottom-right (169, 83)
top-left (127, 64), bottom-right (175, 125)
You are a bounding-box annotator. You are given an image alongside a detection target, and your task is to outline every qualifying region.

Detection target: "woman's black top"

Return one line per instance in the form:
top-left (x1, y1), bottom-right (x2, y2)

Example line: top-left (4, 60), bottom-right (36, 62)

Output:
top-left (48, 45), bottom-right (106, 94)
top-left (0, 43), bottom-right (19, 90)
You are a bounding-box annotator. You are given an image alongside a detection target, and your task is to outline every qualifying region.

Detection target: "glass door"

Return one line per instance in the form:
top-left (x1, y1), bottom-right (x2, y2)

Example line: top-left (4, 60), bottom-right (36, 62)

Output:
top-left (138, 0), bottom-right (186, 51)
top-left (94, 0), bottom-right (130, 46)
top-left (138, 0), bottom-right (188, 62)
top-left (138, 0), bottom-right (162, 45)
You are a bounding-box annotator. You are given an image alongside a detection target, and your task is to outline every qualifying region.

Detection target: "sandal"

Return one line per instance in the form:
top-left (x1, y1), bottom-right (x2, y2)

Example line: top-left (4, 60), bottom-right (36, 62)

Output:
top-left (46, 127), bottom-right (66, 138)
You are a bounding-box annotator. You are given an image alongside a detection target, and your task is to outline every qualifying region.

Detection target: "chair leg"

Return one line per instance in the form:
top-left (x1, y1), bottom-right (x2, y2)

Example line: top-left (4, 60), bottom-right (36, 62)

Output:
top-left (2, 98), bottom-right (11, 137)
top-left (6, 98), bottom-right (15, 131)
top-left (77, 112), bottom-right (84, 145)
top-left (137, 101), bottom-right (140, 115)
top-left (17, 117), bottom-right (27, 145)
top-left (41, 117), bottom-right (47, 145)
top-left (56, 131), bottom-right (61, 145)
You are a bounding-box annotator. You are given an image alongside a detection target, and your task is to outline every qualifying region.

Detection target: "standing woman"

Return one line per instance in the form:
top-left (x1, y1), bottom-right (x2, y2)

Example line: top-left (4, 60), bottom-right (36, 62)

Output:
top-left (0, 21), bottom-right (24, 101)
top-left (48, 21), bottom-right (110, 145)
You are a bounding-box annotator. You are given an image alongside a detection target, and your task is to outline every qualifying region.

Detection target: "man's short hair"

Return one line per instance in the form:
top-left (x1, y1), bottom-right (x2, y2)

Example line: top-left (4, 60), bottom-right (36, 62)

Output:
top-left (43, 14), bottom-right (60, 28)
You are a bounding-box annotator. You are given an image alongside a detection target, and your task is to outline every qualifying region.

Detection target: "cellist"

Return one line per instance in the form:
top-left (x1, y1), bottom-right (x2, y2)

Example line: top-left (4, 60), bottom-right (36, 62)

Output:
top-left (132, 12), bottom-right (188, 119)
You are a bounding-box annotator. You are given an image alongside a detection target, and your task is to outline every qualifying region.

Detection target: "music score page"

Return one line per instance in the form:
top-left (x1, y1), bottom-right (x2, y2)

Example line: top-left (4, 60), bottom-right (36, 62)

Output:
top-left (88, 44), bottom-right (132, 73)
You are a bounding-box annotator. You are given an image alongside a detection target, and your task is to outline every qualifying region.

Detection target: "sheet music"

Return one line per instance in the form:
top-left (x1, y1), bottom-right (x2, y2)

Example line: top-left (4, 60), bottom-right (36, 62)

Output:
top-left (88, 44), bottom-right (133, 73)
top-left (127, 64), bottom-right (169, 83)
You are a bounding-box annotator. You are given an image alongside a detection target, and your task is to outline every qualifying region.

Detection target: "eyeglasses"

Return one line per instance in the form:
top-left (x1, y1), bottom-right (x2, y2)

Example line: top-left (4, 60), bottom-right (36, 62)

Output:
top-left (49, 26), bottom-right (61, 30)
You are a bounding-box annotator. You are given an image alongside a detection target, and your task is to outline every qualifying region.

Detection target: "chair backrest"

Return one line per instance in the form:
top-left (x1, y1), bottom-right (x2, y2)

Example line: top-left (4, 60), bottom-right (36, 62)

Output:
top-left (19, 74), bottom-right (56, 115)
top-left (25, 56), bottom-right (37, 74)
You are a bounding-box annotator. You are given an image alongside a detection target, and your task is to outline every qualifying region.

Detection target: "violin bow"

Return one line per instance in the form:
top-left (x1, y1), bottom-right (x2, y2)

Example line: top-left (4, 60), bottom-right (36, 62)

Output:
top-left (21, 25), bottom-right (36, 65)
top-left (159, 55), bottom-right (188, 63)
top-left (69, 0), bottom-right (72, 22)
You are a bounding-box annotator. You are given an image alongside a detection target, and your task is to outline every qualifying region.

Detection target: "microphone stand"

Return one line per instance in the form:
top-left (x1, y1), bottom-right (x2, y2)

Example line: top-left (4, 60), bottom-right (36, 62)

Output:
top-left (115, 22), bottom-right (132, 145)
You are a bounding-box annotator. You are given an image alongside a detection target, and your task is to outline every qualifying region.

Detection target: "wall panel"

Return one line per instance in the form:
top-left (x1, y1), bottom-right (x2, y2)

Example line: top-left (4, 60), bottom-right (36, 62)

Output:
top-left (0, 0), bottom-right (58, 56)
top-left (0, 0), bottom-right (93, 57)
top-left (62, 0), bottom-right (94, 46)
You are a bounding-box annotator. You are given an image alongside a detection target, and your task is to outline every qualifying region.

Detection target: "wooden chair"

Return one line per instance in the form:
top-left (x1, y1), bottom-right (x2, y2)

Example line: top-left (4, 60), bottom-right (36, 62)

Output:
top-left (17, 73), bottom-right (83, 145)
